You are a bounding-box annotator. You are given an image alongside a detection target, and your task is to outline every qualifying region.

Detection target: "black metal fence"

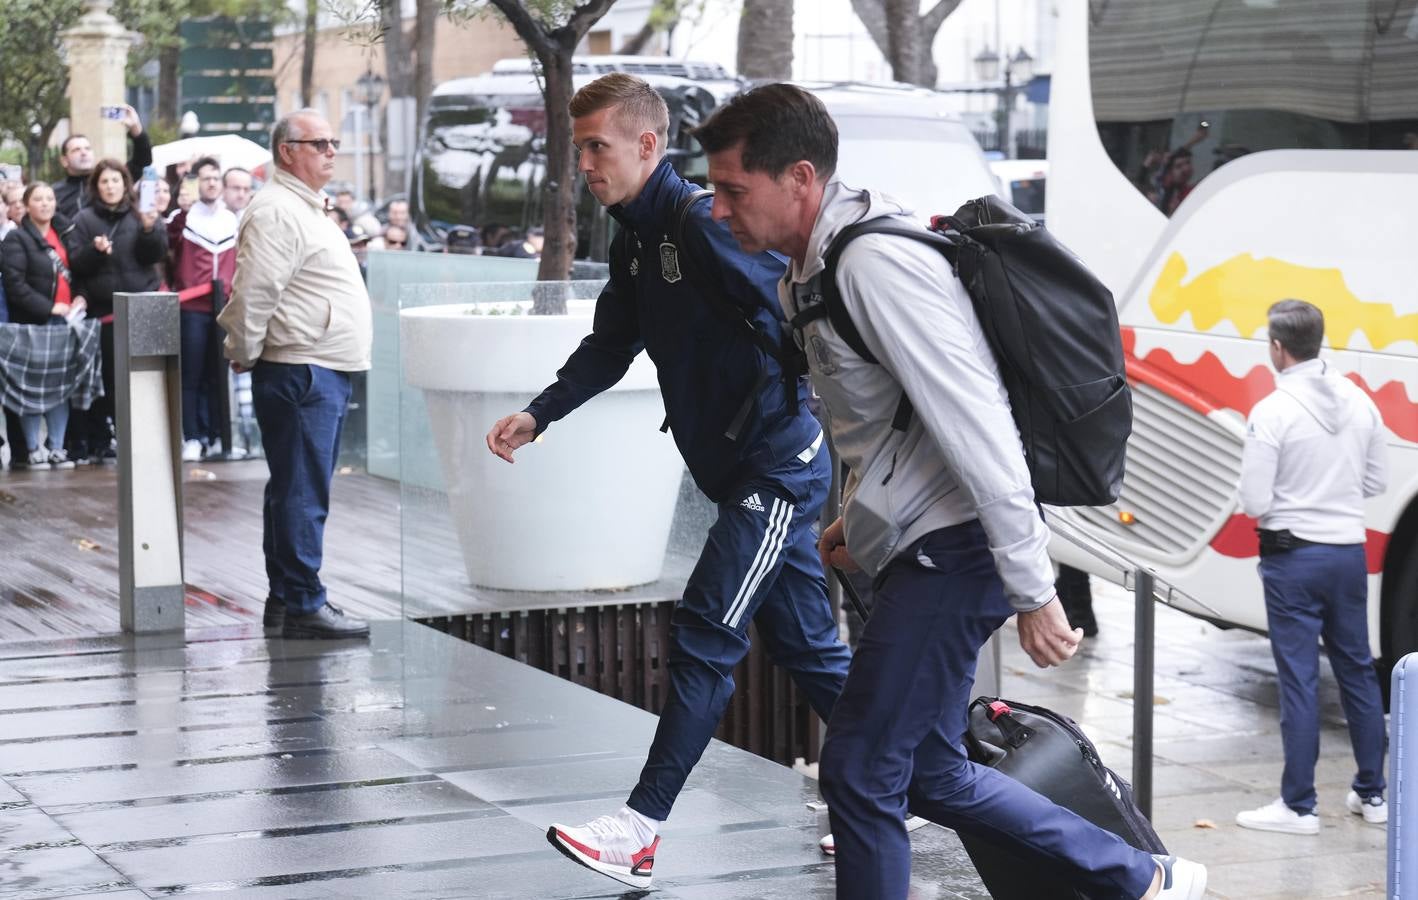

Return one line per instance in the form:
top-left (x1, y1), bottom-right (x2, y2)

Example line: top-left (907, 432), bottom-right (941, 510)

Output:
top-left (420, 603), bottom-right (823, 767)
top-left (972, 127), bottom-right (1048, 160)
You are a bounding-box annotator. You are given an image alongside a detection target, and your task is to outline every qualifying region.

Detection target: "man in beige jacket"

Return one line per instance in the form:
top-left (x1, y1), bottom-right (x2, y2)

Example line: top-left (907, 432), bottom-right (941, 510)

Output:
top-left (218, 110), bottom-right (372, 639)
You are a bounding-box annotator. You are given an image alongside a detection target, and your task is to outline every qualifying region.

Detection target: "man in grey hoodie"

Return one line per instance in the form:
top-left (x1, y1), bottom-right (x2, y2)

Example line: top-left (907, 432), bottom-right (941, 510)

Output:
top-left (694, 83), bottom-right (1206, 900)
top-left (1235, 299), bottom-right (1388, 835)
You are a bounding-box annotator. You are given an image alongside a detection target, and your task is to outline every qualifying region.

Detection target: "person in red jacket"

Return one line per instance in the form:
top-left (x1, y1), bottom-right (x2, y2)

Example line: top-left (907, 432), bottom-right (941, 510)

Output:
top-left (167, 156), bottom-right (237, 461)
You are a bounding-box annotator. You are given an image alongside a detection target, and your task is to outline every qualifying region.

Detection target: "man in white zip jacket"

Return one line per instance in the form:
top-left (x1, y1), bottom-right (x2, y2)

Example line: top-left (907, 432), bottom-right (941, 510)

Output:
top-left (694, 83), bottom-right (1206, 900)
top-left (1235, 299), bottom-right (1388, 834)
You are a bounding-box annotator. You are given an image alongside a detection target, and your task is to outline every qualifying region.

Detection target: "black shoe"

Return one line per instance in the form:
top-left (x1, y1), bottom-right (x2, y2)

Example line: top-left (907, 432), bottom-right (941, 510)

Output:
top-left (263, 596), bottom-right (285, 632)
top-left (282, 603), bottom-right (370, 639)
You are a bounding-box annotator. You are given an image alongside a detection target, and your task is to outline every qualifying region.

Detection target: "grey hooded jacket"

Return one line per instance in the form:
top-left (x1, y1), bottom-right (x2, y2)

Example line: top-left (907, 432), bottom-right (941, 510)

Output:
top-left (1240, 357), bottom-right (1387, 543)
top-left (780, 180), bottom-right (1055, 612)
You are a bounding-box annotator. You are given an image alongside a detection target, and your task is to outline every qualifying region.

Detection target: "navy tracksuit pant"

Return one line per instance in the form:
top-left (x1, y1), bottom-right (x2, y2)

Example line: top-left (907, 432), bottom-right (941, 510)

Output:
top-left (1260, 543), bottom-right (1386, 814)
top-left (627, 435), bottom-right (851, 821)
top-left (819, 522), bottom-right (1157, 899)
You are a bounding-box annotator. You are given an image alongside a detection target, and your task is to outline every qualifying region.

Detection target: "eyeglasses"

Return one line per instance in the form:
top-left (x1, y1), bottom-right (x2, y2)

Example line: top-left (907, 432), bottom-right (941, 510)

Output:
top-left (385, 240), bottom-right (406, 247)
top-left (284, 138), bottom-right (341, 153)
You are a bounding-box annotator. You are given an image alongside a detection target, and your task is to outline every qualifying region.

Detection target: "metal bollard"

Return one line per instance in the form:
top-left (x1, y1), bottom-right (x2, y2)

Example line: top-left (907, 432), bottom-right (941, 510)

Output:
top-left (1392, 653), bottom-right (1417, 900)
top-left (1132, 567), bottom-right (1156, 821)
top-left (114, 291), bottom-right (185, 633)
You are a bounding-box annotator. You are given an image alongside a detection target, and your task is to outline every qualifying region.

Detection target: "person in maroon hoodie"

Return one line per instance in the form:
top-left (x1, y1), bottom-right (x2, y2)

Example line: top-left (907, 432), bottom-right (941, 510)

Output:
top-left (166, 156), bottom-right (237, 461)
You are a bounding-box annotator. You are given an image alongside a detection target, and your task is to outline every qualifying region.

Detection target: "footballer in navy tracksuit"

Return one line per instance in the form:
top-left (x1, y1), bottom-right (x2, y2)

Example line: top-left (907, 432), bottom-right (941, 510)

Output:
top-left (496, 149), bottom-right (850, 885)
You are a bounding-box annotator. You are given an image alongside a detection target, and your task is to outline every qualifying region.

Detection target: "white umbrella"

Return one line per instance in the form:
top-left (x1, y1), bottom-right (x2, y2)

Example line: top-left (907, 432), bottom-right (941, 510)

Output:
top-left (150, 134), bottom-right (272, 173)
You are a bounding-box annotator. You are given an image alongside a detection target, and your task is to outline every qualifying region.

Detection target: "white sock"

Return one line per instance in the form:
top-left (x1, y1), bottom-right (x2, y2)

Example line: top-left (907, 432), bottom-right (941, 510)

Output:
top-left (621, 805), bottom-right (661, 845)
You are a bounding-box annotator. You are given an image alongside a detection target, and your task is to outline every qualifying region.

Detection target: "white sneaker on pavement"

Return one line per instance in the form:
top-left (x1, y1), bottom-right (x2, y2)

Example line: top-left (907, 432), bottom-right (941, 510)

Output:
top-left (48, 449), bottom-right (75, 470)
top-left (819, 814), bottom-right (931, 856)
top-left (546, 809), bottom-right (660, 888)
top-left (1346, 790), bottom-right (1387, 824)
top-left (181, 439), bottom-right (203, 462)
top-left (1152, 854), bottom-right (1208, 899)
top-left (1235, 798), bottom-right (1319, 835)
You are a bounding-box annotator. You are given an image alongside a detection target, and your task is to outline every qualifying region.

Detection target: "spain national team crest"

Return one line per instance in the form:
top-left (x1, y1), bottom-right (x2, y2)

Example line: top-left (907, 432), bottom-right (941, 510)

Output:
top-left (659, 241), bottom-right (682, 283)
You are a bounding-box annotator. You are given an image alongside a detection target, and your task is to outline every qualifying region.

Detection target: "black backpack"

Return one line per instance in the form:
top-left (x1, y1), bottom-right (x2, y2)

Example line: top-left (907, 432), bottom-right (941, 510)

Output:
top-left (800, 194), bottom-right (1131, 507)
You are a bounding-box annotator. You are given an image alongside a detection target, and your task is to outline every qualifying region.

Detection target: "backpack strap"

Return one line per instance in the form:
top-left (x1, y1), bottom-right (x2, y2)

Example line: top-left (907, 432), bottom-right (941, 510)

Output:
top-left (809, 219), bottom-right (960, 432)
top-left (671, 189), bottom-right (804, 439)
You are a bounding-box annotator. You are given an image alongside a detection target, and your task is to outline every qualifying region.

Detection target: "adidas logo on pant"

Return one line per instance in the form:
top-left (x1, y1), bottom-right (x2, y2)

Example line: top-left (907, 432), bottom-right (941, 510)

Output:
top-left (740, 492), bottom-right (766, 512)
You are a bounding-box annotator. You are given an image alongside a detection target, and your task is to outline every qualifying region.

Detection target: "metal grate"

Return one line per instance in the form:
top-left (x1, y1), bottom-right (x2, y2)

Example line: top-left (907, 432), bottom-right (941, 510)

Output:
top-left (1068, 382), bottom-right (1244, 560)
top-left (420, 604), bottom-right (821, 767)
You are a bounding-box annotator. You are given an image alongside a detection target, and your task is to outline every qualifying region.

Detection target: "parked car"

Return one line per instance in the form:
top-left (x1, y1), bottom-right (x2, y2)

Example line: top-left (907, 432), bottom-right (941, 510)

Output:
top-left (411, 58), bottom-right (999, 257)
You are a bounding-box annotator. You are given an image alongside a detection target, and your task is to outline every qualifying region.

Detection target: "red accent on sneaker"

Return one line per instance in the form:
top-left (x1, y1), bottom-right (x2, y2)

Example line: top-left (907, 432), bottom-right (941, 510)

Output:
top-left (554, 829), bottom-right (603, 862)
top-left (630, 836), bottom-right (659, 874)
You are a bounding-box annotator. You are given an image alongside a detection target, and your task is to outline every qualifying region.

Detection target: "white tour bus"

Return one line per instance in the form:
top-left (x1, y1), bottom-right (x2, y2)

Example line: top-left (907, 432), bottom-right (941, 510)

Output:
top-left (1045, 0), bottom-right (1418, 681)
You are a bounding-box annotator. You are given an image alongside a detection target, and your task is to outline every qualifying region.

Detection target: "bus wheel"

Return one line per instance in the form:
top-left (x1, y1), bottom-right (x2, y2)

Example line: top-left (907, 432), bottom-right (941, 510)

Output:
top-left (1380, 537), bottom-right (1418, 710)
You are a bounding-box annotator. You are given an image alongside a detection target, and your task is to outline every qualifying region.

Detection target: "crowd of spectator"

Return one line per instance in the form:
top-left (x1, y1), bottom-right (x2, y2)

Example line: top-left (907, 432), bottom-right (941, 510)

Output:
top-left (0, 105), bottom-right (545, 472)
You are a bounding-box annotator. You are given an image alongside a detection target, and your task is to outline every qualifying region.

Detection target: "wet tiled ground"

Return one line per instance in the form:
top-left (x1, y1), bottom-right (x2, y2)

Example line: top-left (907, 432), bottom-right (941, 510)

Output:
top-left (0, 582), bottom-right (1389, 898)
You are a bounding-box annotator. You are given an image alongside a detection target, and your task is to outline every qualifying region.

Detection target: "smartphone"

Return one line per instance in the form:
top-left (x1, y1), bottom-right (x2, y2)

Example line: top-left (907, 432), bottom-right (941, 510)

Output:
top-left (100, 105), bottom-right (126, 120)
top-left (0, 164), bottom-right (21, 183)
top-left (138, 179), bottom-right (157, 213)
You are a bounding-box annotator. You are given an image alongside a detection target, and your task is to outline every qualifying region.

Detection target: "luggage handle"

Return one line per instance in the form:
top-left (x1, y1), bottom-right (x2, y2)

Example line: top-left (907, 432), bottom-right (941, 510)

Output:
top-left (978, 698), bottom-right (1034, 750)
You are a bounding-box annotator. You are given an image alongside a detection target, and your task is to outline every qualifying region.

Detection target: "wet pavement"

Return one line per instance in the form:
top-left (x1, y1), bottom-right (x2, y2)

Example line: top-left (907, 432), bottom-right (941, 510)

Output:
top-left (0, 582), bottom-right (1389, 898)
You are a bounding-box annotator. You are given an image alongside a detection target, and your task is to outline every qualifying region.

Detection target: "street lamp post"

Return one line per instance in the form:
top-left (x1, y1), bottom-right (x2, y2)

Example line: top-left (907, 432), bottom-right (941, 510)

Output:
top-left (355, 66), bottom-right (384, 206)
top-left (28, 124), bottom-right (42, 182)
top-left (975, 46), bottom-right (1033, 158)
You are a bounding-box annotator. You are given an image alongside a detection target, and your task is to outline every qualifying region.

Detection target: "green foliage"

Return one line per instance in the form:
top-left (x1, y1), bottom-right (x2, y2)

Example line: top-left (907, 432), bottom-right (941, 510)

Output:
top-left (115, 0), bottom-right (293, 86)
top-left (0, 0), bottom-right (86, 148)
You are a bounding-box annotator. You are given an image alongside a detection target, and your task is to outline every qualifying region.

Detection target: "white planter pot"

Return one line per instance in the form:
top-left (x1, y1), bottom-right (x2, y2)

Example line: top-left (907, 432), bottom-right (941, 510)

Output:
top-left (401, 301), bottom-right (685, 592)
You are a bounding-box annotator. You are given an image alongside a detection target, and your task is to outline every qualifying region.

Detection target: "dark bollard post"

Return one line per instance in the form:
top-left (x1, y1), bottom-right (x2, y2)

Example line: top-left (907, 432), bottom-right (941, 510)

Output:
top-left (1132, 567), bottom-right (1155, 820)
top-left (114, 291), bottom-right (185, 633)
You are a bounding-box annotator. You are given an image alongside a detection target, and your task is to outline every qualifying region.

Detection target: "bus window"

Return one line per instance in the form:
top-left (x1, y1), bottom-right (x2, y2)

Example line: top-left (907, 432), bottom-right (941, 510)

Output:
top-left (1091, 0), bottom-right (1418, 215)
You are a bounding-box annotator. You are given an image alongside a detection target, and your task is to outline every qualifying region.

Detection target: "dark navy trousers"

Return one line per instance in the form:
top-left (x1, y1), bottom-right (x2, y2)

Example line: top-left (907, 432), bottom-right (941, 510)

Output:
top-left (627, 437), bottom-right (851, 821)
top-left (819, 522), bottom-right (1156, 900)
top-left (252, 361), bottom-right (351, 616)
top-left (1260, 543), bottom-right (1386, 814)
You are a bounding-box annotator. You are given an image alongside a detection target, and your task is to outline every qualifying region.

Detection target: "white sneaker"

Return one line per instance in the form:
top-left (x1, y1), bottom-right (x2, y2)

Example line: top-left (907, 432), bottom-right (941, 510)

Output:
top-left (819, 814), bottom-right (931, 856)
top-left (546, 812), bottom-right (659, 888)
top-left (205, 439), bottom-right (223, 458)
top-left (1235, 798), bottom-right (1319, 835)
top-left (27, 447), bottom-right (50, 468)
top-left (181, 439), bottom-right (203, 462)
top-left (1346, 790), bottom-right (1387, 825)
top-left (1152, 854), bottom-right (1208, 899)
top-left (48, 449), bottom-right (75, 470)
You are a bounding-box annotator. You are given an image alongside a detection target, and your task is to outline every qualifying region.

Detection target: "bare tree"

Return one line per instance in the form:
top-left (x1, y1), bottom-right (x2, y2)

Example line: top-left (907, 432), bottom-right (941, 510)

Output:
top-left (485, 0), bottom-right (618, 306)
top-left (413, 0), bottom-right (438, 134)
top-left (737, 0), bottom-right (793, 80)
top-left (851, 0), bottom-right (963, 86)
top-left (617, 0), bottom-right (688, 55)
top-left (300, 0), bottom-right (317, 106)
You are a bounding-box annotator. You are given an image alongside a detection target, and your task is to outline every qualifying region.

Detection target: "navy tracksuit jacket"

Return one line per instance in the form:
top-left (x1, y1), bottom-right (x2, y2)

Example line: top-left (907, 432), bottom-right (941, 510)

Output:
top-left (524, 158), bottom-right (850, 820)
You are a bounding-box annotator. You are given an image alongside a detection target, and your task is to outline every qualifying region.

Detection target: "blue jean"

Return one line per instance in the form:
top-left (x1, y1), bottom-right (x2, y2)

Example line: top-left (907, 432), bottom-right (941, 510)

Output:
top-left (820, 523), bottom-right (1157, 900)
top-left (1260, 543), bottom-right (1387, 814)
top-left (252, 362), bottom-right (351, 615)
top-left (627, 441), bottom-right (851, 821)
top-left (21, 403), bottom-right (70, 453)
top-left (180, 310), bottom-right (218, 443)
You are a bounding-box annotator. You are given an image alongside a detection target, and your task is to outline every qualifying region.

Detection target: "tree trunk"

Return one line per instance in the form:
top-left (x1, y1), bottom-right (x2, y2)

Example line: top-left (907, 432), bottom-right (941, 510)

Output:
top-left (382, 2), bottom-right (414, 198)
top-left (300, 0), bottom-right (317, 107)
top-left (157, 43), bottom-right (179, 129)
top-left (737, 0), bottom-right (794, 80)
top-left (617, 21), bottom-right (658, 55)
top-left (885, 0), bottom-right (922, 84)
top-left (850, 0), bottom-right (962, 87)
top-left (534, 45), bottom-right (578, 303)
top-left (413, 0), bottom-right (438, 139)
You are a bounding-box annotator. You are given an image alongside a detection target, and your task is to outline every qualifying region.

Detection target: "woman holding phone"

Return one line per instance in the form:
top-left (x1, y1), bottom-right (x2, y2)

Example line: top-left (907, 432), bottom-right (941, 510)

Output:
top-left (69, 158), bottom-right (167, 462)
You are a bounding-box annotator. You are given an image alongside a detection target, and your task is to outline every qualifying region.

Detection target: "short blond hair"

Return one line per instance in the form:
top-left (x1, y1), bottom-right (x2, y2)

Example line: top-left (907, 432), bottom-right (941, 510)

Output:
top-left (569, 73), bottom-right (669, 144)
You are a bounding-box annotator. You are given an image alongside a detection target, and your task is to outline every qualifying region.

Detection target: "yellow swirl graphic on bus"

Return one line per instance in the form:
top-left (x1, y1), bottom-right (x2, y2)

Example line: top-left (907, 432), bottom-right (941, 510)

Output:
top-left (1149, 252), bottom-right (1418, 349)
